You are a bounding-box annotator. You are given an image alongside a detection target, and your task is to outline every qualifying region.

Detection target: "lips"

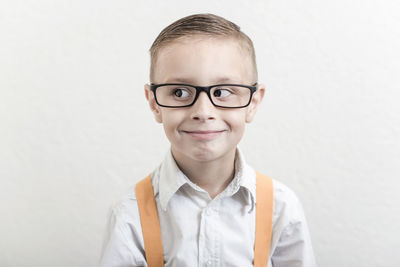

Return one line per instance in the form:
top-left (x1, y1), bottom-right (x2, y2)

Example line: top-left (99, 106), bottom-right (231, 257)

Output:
top-left (182, 130), bottom-right (226, 140)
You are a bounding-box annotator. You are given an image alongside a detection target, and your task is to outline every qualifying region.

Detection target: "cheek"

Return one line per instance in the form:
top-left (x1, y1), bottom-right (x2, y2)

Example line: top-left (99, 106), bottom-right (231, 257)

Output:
top-left (161, 111), bottom-right (185, 137)
top-left (235, 123), bottom-right (246, 140)
top-left (226, 112), bottom-right (246, 134)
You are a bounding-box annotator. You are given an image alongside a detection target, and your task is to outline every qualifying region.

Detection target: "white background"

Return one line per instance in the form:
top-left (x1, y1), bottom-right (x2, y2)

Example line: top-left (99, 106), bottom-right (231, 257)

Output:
top-left (1, 0), bottom-right (400, 266)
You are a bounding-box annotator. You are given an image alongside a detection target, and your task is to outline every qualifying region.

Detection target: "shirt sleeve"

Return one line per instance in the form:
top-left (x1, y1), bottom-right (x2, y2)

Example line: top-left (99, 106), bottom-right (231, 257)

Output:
top-left (270, 181), bottom-right (317, 267)
top-left (99, 197), bottom-right (147, 267)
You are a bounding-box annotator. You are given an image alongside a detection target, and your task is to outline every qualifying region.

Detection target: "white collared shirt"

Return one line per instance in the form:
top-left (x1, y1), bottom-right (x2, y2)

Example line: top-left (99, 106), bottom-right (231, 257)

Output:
top-left (99, 149), bottom-right (317, 267)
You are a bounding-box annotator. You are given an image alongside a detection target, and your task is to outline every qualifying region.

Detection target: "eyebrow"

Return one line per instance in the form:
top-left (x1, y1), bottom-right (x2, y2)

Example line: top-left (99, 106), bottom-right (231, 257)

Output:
top-left (164, 77), bottom-right (242, 84)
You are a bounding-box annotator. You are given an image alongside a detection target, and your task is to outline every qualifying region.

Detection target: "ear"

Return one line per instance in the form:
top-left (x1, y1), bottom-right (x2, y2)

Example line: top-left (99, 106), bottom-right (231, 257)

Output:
top-left (245, 84), bottom-right (265, 123)
top-left (144, 84), bottom-right (163, 123)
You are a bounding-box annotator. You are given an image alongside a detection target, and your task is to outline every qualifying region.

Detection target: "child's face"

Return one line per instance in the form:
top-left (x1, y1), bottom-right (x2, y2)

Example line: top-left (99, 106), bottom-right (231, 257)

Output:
top-left (145, 37), bottom-right (265, 163)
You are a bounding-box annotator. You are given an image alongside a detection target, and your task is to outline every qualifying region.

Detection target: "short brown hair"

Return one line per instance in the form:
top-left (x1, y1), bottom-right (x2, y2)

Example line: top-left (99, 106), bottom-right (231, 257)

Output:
top-left (149, 13), bottom-right (258, 82)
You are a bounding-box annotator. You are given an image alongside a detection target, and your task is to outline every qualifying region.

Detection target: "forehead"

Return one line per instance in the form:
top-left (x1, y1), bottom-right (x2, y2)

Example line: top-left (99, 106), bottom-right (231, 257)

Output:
top-left (153, 36), bottom-right (254, 84)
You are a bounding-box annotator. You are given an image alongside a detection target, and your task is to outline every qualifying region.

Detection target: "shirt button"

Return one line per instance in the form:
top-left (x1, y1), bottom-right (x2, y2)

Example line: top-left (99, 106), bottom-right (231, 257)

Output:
top-left (205, 208), bottom-right (211, 215)
top-left (206, 260), bottom-right (212, 266)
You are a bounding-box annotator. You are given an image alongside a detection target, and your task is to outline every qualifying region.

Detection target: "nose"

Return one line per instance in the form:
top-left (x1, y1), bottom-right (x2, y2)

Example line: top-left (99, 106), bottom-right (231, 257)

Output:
top-left (190, 92), bottom-right (216, 121)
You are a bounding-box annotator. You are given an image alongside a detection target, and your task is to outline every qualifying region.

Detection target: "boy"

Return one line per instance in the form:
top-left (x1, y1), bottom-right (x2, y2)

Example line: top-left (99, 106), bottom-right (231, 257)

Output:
top-left (100, 13), bottom-right (316, 267)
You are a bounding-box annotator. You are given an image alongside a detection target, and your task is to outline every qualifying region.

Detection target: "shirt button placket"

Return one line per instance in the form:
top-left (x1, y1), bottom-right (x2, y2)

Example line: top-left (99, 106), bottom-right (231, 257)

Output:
top-left (203, 207), bottom-right (213, 267)
top-left (199, 208), bottom-right (206, 267)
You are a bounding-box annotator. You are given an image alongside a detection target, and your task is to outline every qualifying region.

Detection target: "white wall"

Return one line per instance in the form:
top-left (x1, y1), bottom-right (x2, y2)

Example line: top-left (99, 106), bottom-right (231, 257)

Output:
top-left (1, 0), bottom-right (399, 266)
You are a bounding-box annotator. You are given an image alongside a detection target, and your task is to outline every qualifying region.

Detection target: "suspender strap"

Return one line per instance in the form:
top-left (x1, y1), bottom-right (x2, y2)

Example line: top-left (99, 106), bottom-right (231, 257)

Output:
top-left (135, 172), bottom-right (274, 267)
top-left (135, 175), bottom-right (164, 267)
top-left (254, 172), bottom-right (274, 267)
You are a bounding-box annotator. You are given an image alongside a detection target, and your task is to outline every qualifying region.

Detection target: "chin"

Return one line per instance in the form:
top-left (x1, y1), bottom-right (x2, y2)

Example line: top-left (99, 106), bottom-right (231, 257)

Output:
top-left (191, 153), bottom-right (218, 163)
top-left (189, 146), bottom-right (232, 163)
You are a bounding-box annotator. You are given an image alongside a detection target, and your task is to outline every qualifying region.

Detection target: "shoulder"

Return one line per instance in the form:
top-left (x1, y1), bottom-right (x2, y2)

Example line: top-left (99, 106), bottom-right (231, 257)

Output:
top-left (102, 182), bottom-right (143, 251)
top-left (272, 179), bottom-right (302, 210)
top-left (267, 179), bottom-right (317, 265)
top-left (110, 174), bottom-right (159, 225)
top-left (269, 178), bottom-right (314, 255)
top-left (100, 187), bottom-right (149, 266)
top-left (271, 179), bottom-right (307, 229)
top-left (110, 184), bottom-right (140, 223)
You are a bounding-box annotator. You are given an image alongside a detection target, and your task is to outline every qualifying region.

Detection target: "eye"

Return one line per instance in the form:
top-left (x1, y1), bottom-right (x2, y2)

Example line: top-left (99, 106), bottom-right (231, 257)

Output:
top-left (173, 88), bottom-right (191, 98)
top-left (213, 88), bottom-right (232, 98)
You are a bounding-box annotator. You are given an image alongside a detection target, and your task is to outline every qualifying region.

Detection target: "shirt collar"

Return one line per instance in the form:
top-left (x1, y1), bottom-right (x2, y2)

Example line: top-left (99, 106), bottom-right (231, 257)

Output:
top-left (228, 148), bottom-right (256, 210)
top-left (156, 150), bottom-right (188, 211)
top-left (156, 147), bottom-right (256, 211)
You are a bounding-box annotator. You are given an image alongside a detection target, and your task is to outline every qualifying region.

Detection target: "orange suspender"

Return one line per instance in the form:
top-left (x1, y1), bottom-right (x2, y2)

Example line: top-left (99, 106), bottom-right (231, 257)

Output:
top-left (135, 172), bottom-right (274, 267)
top-left (254, 172), bottom-right (274, 267)
top-left (135, 175), bottom-right (164, 267)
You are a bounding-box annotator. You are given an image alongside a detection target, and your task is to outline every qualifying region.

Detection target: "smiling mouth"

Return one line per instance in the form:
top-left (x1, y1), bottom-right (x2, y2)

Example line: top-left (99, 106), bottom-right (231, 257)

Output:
top-left (182, 130), bottom-right (226, 140)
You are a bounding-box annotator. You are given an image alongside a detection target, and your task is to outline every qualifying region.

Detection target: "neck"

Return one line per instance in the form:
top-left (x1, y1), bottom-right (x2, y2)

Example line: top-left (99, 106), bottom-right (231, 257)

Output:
top-left (171, 148), bottom-right (237, 199)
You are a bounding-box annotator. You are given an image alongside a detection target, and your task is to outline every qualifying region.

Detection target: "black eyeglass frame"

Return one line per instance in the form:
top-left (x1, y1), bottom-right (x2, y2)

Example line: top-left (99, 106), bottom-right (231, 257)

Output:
top-left (150, 83), bottom-right (258, 108)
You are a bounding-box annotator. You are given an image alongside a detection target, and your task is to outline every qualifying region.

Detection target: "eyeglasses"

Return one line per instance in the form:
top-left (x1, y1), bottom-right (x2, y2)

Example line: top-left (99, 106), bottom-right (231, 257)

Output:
top-left (150, 83), bottom-right (258, 108)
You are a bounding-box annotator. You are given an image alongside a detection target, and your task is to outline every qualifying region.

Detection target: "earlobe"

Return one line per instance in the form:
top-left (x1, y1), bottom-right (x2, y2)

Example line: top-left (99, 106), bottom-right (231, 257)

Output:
top-left (245, 84), bottom-right (265, 123)
top-left (144, 84), bottom-right (163, 123)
